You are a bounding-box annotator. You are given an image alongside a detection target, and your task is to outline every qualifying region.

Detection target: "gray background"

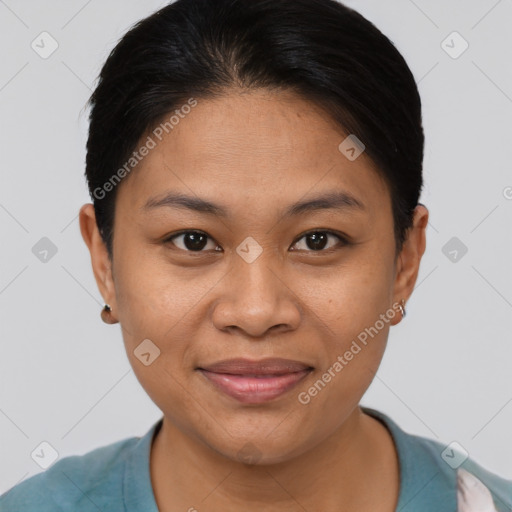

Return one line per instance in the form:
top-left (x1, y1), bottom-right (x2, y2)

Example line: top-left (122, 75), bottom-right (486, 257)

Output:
top-left (1, 0), bottom-right (511, 494)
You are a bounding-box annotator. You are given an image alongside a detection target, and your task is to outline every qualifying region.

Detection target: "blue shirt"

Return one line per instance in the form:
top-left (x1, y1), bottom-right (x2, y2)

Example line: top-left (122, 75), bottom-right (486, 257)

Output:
top-left (1, 406), bottom-right (511, 511)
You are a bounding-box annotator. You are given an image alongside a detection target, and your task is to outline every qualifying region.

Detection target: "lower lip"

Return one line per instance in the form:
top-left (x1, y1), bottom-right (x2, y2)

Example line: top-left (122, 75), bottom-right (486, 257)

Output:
top-left (198, 369), bottom-right (312, 404)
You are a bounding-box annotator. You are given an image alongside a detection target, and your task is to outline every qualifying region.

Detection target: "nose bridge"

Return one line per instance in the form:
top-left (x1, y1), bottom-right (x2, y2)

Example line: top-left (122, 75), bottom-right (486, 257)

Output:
top-left (211, 243), bottom-right (301, 337)
top-left (232, 243), bottom-right (281, 308)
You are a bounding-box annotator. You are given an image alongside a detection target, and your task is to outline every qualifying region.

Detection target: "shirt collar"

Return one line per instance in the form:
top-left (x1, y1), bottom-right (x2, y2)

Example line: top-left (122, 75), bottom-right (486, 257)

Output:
top-left (361, 405), bottom-right (456, 511)
top-left (121, 408), bottom-right (456, 512)
top-left (123, 417), bottom-right (163, 511)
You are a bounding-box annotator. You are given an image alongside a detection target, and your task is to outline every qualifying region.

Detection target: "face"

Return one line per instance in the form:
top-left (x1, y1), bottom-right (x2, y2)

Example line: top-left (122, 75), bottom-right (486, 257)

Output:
top-left (80, 88), bottom-right (427, 464)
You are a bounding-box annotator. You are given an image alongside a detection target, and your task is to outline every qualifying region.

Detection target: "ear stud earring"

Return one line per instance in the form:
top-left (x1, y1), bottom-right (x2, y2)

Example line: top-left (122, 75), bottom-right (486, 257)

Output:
top-left (101, 304), bottom-right (118, 324)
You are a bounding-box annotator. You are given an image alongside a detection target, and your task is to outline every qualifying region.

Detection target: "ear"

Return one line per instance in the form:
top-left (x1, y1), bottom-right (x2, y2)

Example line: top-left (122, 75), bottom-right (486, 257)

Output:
top-left (79, 204), bottom-right (118, 316)
top-left (390, 204), bottom-right (429, 325)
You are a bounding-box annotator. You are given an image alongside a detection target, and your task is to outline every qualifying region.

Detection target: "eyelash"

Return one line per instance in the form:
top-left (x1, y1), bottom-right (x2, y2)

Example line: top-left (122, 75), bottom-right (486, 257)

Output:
top-left (162, 229), bottom-right (350, 253)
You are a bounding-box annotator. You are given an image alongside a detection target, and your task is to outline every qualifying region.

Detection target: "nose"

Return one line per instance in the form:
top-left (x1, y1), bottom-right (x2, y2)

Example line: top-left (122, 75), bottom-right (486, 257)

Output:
top-left (211, 256), bottom-right (302, 339)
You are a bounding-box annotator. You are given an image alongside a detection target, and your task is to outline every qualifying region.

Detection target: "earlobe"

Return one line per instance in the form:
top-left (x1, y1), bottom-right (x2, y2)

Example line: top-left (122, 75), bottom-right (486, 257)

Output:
top-left (79, 204), bottom-right (117, 314)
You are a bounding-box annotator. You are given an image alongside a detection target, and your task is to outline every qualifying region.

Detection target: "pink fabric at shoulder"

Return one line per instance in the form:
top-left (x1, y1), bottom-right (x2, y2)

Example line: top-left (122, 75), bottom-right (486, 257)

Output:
top-left (457, 468), bottom-right (499, 512)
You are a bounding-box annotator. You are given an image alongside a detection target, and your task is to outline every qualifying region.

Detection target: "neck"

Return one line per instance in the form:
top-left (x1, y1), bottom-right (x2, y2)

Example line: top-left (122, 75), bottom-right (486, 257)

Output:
top-left (150, 406), bottom-right (399, 512)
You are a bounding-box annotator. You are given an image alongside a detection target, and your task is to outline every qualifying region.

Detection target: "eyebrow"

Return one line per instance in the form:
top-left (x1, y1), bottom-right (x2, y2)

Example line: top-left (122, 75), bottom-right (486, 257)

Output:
top-left (141, 190), bottom-right (366, 218)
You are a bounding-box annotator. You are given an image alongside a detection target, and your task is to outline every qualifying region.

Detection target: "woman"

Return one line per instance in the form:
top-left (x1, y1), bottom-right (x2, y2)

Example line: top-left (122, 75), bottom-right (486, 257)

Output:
top-left (1, 0), bottom-right (510, 510)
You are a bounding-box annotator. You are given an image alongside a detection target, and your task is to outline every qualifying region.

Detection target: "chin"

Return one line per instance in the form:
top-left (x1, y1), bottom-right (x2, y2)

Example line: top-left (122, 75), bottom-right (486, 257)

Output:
top-left (203, 426), bottom-right (317, 467)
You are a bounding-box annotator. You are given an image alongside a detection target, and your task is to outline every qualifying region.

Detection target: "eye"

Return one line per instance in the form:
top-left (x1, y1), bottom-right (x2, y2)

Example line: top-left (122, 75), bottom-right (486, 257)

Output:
top-left (163, 229), bottom-right (349, 253)
top-left (164, 230), bottom-right (221, 252)
top-left (290, 230), bottom-right (348, 252)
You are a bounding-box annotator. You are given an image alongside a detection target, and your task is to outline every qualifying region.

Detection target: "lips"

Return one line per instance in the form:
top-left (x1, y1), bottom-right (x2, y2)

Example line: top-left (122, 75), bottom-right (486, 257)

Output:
top-left (197, 358), bottom-right (313, 404)
top-left (199, 358), bottom-right (312, 375)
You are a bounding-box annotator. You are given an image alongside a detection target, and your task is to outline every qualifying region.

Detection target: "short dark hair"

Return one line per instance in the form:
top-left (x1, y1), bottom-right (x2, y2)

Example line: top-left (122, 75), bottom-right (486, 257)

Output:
top-left (85, 0), bottom-right (424, 259)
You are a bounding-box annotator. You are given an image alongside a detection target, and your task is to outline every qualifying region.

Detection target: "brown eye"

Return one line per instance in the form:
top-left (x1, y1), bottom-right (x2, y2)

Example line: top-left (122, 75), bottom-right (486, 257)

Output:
top-left (165, 231), bottom-right (220, 252)
top-left (291, 231), bottom-right (348, 252)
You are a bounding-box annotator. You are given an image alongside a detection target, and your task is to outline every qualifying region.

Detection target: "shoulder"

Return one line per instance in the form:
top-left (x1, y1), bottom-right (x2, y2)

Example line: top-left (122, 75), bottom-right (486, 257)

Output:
top-left (410, 432), bottom-right (512, 511)
top-left (0, 435), bottom-right (139, 512)
top-left (364, 407), bottom-right (512, 512)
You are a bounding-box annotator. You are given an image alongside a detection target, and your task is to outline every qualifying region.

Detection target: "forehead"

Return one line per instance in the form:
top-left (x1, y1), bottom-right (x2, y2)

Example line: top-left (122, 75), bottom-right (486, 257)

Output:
top-left (117, 89), bottom-right (390, 218)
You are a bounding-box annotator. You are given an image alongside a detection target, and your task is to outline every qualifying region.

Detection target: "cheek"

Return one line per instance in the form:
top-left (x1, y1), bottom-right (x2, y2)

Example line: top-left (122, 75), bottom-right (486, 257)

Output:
top-left (299, 250), bottom-right (395, 340)
top-left (113, 246), bottom-right (192, 339)
top-left (295, 251), bottom-right (395, 397)
top-left (112, 250), bottom-right (218, 381)
top-left (113, 261), bottom-right (201, 418)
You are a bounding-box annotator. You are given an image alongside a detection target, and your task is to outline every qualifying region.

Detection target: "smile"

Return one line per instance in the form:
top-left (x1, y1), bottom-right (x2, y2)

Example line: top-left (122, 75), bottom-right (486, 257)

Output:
top-left (197, 358), bottom-right (313, 404)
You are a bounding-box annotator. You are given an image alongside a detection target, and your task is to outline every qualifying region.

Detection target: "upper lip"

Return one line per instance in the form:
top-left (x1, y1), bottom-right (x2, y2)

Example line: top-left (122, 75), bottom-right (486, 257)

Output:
top-left (198, 358), bottom-right (313, 375)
